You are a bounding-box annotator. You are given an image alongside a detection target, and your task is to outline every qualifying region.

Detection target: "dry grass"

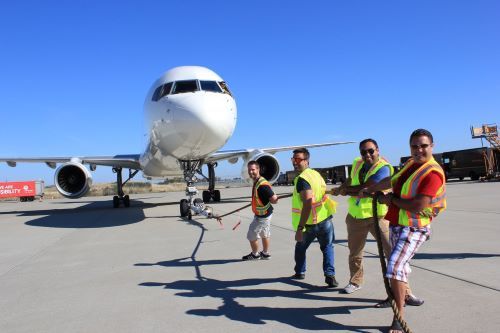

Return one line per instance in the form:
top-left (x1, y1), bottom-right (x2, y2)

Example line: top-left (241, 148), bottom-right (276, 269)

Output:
top-left (42, 181), bottom-right (248, 199)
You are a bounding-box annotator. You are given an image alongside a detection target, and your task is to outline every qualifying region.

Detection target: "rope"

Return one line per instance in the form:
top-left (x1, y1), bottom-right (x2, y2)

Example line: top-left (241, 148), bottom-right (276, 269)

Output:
top-left (215, 193), bottom-right (293, 219)
top-left (372, 192), bottom-right (413, 333)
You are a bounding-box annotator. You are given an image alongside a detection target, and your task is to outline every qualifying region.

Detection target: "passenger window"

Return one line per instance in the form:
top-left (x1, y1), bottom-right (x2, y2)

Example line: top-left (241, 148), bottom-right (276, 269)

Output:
top-left (200, 80), bottom-right (223, 93)
top-left (218, 81), bottom-right (233, 97)
top-left (172, 80), bottom-right (199, 94)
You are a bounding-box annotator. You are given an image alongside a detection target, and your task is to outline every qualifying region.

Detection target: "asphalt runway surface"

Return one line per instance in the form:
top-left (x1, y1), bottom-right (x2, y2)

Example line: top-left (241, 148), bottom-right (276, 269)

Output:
top-left (1, 181), bottom-right (499, 332)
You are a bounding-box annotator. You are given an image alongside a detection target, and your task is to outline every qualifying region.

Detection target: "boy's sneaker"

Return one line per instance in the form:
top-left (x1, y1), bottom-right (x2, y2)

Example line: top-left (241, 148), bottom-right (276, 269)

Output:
top-left (259, 251), bottom-right (271, 260)
top-left (343, 283), bottom-right (362, 294)
top-left (242, 252), bottom-right (261, 261)
top-left (325, 275), bottom-right (339, 288)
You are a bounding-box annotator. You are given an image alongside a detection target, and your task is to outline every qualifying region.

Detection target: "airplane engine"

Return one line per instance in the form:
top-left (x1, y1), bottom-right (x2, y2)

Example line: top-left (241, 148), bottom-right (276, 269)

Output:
top-left (241, 150), bottom-right (280, 184)
top-left (54, 162), bottom-right (92, 198)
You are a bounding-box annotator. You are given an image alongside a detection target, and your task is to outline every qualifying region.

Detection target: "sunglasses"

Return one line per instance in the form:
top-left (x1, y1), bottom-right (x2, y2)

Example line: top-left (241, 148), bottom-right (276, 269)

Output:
top-left (360, 148), bottom-right (375, 156)
top-left (411, 144), bottom-right (431, 150)
top-left (291, 157), bottom-right (306, 163)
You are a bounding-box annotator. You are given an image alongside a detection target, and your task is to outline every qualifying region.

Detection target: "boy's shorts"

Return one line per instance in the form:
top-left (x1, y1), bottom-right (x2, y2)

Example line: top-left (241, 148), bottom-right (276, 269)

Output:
top-left (247, 215), bottom-right (272, 241)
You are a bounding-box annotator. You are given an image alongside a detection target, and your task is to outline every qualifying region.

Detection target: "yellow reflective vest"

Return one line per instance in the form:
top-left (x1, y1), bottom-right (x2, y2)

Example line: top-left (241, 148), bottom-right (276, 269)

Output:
top-left (252, 177), bottom-right (272, 216)
top-left (347, 157), bottom-right (394, 218)
top-left (391, 157), bottom-right (446, 227)
top-left (292, 168), bottom-right (337, 231)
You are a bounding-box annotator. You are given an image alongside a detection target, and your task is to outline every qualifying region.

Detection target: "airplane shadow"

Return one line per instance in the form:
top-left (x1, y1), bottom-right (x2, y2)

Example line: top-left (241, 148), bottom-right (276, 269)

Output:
top-left (136, 217), bottom-right (385, 332)
top-left (1, 194), bottom-right (255, 229)
top-left (1, 199), bottom-right (157, 228)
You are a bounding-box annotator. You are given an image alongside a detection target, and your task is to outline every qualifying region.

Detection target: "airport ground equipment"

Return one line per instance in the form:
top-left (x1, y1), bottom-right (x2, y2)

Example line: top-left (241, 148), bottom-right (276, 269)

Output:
top-left (471, 123), bottom-right (500, 180)
top-left (0, 180), bottom-right (45, 202)
top-left (441, 148), bottom-right (494, 181)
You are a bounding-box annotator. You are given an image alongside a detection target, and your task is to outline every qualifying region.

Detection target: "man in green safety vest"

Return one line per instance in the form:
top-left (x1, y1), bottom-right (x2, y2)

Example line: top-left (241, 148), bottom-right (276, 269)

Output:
top-left (290, 148), bottom-right (338, 288)
top-left (331, 138), bottom-right (394, 294)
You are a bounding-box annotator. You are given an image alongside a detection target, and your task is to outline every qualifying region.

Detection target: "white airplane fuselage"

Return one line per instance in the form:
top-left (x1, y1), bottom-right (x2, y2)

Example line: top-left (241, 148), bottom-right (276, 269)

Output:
top-left (139, 66), bottom-right (237, 177)
top-left (0, 65), bottom-right (351, 208)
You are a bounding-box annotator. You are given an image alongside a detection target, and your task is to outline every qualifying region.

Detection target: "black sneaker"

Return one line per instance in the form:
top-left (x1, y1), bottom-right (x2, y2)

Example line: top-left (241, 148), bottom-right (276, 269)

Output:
top-left (259, 251), bottom-right (271, 260)
top-left (242, 252), bottom-right (261, 261)
top-left (291, 273), bottom-right (305, 280)
top-left (325, 275), bottom-right (339, 288)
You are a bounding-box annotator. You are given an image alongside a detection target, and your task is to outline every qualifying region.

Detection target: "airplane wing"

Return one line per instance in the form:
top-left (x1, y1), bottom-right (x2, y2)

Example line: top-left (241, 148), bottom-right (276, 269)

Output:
top-left (0, 154), bottom-right (142, 170)
top-left (205, 141), bottom-right (355, 163)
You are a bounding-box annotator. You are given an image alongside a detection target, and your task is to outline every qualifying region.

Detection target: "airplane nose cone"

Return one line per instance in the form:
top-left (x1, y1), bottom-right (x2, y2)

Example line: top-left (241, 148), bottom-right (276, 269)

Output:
top-left (168, 93), bottom-right (236, 159)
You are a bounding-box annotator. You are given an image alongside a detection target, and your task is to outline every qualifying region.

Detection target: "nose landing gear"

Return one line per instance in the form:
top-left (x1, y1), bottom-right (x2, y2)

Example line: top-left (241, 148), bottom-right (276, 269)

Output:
top-left (201, 162), bottom-right (221, 203)
top-left (178, 160), bottom-right (217, 220)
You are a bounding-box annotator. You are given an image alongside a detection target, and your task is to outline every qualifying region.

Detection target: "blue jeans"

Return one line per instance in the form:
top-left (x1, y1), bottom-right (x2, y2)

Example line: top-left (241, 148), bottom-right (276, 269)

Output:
top-left (294, 216), bottom-right (335, 277)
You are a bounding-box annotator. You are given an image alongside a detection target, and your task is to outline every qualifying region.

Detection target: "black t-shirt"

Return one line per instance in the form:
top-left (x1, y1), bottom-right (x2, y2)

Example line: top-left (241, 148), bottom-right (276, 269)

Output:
top-left (296, 177), bottom-right (311, 192)
top-left (254, 179), bottom-right (275, 217)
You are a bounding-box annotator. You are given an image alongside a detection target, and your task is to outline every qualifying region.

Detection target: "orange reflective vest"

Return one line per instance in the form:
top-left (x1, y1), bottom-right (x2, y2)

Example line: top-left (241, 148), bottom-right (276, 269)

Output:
top-left (392, 157), bottom-right (447, 227)
top-left (252, 177), bottom-right (272, 216)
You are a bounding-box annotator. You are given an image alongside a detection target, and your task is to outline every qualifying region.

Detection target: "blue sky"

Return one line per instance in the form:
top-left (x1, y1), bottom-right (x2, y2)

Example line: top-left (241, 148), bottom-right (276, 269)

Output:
top-left (1, 0), bottom-right (499, 184)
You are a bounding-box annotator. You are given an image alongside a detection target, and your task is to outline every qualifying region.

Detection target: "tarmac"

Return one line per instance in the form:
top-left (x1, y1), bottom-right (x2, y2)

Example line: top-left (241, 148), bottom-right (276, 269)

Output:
top-left (0, 181), bottom-right (499, 332)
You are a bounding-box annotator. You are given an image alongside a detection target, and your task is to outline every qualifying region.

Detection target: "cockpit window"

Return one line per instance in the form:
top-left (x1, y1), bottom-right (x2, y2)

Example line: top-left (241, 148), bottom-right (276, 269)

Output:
top-left (152, 86), bottom-right (162, 101)
top-left (218, 81), bottom-right (233, 97)
top-left (200, 80), bottom-right (223, 93)
top-left (158, 82), bottom-right (173, 99)
top-left (151, 82), bottom-right (173, 101)
top-left (172, 80), bottom-right (199, 94)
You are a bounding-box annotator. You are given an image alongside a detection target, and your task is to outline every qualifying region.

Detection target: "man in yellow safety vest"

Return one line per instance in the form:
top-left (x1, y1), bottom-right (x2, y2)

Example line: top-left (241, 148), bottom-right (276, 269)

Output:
top-left (332, 138), bottom-right (394, 294)
top-left (290, 148), bottom-right (338, 288)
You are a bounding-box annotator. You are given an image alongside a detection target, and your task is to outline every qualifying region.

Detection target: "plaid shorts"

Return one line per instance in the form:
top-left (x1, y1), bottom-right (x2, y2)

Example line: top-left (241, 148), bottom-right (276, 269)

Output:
top-left (386, 225), bottom-right (431, 282)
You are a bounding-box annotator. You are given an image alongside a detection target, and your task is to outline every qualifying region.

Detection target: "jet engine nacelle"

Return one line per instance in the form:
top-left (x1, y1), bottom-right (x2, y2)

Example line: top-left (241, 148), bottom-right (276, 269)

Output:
top-left (54, 161), bottom-right (92, 198)
top-left (241, 150), bottom-right (280, 184)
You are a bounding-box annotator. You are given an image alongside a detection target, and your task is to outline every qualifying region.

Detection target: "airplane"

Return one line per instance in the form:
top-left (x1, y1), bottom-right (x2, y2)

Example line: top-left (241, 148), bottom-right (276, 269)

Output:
top-left (0, 66), bottom-right (353, 219)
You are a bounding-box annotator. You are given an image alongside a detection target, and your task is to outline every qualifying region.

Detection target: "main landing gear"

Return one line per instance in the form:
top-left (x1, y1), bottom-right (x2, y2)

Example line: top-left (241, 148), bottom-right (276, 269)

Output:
top-left (179, 160), bottom-right (219, 219)
top-left (112, 167), bottom-right (139, 208)
top-left (201, 162), bottom-right (221, 203)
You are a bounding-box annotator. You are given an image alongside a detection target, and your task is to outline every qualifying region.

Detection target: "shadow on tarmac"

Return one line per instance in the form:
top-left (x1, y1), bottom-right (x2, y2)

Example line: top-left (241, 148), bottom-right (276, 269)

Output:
top-left (137, 216), bottom-right (385, 332)
top-left (413, 252), bottom-right (500, 260)
top-left (364, 252), bottom-right (500, 260)
top-left (140, 277), bottom-right (384, 332)
top-left (0, 199), bottom-right (182, 228)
